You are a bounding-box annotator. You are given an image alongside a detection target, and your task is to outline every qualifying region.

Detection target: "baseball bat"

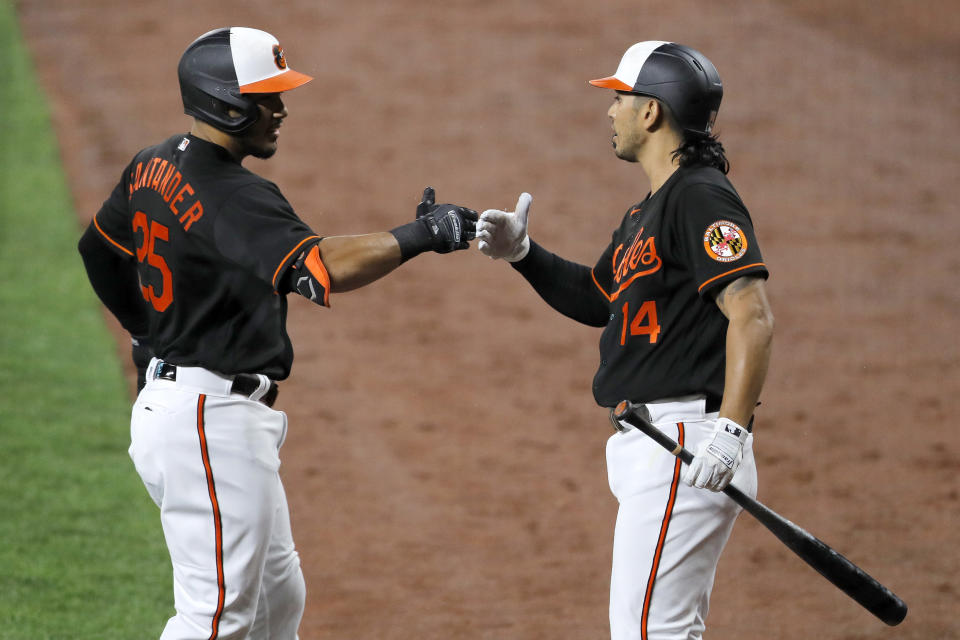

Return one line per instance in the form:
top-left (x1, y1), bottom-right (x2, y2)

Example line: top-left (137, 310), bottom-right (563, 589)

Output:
top-left (611, 400), bottom-right (908, 626)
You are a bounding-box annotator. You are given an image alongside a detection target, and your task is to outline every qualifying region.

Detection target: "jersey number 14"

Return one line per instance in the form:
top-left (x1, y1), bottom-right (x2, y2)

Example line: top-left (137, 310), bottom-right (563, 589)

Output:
top-left (620, 300), bottom-right (660, 345)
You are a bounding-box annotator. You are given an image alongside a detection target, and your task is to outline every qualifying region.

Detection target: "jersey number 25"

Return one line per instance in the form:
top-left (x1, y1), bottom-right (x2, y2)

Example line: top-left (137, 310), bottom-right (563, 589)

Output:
top-left (133, 212), bottom-right (173, 313)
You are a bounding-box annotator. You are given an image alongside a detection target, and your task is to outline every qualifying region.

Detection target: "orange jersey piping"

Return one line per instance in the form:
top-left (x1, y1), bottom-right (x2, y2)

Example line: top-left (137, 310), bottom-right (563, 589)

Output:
top-left (272, 235), bottom-right (321, 289)
top-left (591, 268), bottom-right (614, 302)
top-left (92, 216), bottom-right (134, 257)
top-left (697, 262), bottom-right (766, 294)
top-left (593, 267), bottom-right (663, 303)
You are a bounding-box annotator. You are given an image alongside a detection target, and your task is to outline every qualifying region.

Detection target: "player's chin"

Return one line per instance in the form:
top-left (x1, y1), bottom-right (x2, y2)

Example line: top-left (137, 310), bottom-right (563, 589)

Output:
top-left (613, 146), bottom-right (638, 163)
top-left (250, 141), bottom-right (279, 159)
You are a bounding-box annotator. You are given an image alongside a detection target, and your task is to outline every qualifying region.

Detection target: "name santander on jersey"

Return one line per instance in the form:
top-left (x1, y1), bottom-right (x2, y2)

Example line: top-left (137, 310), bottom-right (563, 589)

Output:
top-left (590, 166), bottom-right (768, 408)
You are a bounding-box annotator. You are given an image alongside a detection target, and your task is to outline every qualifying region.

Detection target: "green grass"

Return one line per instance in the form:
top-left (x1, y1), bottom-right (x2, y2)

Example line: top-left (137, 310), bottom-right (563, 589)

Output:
top-left (0, 2), bottom-right (170, 637)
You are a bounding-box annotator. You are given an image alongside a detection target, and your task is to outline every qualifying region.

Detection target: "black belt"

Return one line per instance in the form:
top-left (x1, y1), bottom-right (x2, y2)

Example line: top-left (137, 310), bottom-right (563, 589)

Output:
top-left (706, 395), bottom-right (721, 413)
top-left (154, 362), bottom-right (279, 408)
top-left (611, 396), bottom-right (753, 433)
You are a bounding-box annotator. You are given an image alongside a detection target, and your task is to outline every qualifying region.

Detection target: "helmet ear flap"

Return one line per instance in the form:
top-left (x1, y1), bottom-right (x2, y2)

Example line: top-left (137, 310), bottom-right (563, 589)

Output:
top-left (181, 83), bottom-right (260, 134)
top-left (219, 99), bottom-right (261, 134)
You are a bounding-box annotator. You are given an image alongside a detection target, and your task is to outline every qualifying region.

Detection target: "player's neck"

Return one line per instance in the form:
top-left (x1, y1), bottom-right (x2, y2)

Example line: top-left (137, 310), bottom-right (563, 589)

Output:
top-left (638, 139), bottom-right (682, 195)
top-left (190, 120), bottom-right (245, 162)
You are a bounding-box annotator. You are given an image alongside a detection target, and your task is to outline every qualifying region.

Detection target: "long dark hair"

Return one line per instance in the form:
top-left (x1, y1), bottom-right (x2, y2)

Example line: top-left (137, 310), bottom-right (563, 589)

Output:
top-left (672, 134), bottom-right (730, 174)
top-left (636, 94), bottom-right (731, 174)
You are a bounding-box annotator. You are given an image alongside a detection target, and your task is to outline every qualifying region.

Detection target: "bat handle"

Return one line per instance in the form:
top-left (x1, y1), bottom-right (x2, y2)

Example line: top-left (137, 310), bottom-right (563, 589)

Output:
top-left (613, 400), bottom-right (750, 502)
top-left (613, 401), bottom-right (754, 507)
top-left (612, 400), bottom-right (695, 464)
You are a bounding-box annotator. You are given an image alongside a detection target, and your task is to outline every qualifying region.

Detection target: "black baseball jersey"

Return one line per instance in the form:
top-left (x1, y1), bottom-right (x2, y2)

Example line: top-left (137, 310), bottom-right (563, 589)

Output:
top-left (91, 133), bottom-right (326, 379)
top-left (590, 165), bottom-right (768, 407)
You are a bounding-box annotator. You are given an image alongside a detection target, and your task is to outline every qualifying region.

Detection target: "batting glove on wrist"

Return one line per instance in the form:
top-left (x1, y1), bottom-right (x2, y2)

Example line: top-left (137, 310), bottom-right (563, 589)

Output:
top-left (419, 203), bottom-right (477, 253)
top-left (682, 418), bottom-right (749, 491)
top-left (419, 186), bottom-right (477, 253)
top-left (392, 187), bottom-right (478, 261)
top-left (476, 192), bottom-right (532, 262)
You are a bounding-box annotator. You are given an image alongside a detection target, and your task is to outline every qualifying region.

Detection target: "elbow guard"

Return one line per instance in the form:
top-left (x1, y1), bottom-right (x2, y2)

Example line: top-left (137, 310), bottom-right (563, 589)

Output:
top-left (285, 243), bottom-right (331, 307)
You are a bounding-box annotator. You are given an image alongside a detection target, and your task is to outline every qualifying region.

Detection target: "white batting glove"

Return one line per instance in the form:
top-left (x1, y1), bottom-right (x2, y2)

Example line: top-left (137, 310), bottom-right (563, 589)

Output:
top-left (476, 192), bottom-right (532, 262)
top-left (682, 418), bottom-right (749, 492)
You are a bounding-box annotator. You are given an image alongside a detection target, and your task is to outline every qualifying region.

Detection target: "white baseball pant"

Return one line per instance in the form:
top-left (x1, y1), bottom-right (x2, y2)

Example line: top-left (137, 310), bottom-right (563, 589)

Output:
top-left (607, 396), bottom-right (758, 640)
top-left (129, 359), bottom-right (306, 639)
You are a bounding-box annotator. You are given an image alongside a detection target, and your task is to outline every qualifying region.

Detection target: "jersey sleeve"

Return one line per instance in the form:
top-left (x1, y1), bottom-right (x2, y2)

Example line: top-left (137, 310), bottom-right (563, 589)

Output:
top-left (280, 243), bottom-right (331, 307)
top-left (91, 168), bottom-right (136, 259)
top-left (510, 240), bottom-right (610, 327)
top-left (78, 222), bottom-right (150, 337)
top-left (669, 182), bottom-right (768, 298)
top-left (213, 182), bottom-right (322, 291)
top-left (590, 240), bottom-right (616, 302)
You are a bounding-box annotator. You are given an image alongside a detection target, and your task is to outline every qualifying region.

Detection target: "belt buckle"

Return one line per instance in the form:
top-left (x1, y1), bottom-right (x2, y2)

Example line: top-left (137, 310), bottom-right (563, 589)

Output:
top-left (154, 361), bottom-right (177, 382)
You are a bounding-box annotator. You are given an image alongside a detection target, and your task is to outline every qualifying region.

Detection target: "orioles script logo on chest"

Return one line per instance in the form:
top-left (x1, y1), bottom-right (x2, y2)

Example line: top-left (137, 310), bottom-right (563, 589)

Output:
top-left (612, 226), bottom-right (662, 285)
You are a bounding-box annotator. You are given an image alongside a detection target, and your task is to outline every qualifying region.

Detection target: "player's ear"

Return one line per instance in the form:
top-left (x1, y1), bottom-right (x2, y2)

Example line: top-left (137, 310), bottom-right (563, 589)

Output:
top-left (641, 98), bottom-right (663, 131)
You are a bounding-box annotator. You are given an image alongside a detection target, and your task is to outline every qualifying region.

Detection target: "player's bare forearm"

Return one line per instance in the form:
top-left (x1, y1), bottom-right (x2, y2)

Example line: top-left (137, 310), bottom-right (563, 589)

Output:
top-left (715, 276), bottom-right (774, 427)
top-left (317, 233), bottom-right (402, 292)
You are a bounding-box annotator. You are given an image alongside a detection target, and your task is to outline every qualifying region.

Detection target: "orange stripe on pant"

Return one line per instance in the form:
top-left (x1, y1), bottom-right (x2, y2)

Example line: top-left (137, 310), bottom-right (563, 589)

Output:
top-left (196, 395), bottom-right (226, 640)
top-left (641, 422), bottom-right (685, 640)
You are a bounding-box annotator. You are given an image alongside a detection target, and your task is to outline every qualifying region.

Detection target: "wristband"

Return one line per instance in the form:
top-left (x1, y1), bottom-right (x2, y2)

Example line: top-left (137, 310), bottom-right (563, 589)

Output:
top-left (389, 219), bottom-right (433, 263)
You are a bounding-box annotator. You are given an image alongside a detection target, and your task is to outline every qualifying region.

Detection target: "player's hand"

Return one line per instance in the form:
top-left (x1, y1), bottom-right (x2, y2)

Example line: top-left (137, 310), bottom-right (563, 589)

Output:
top-left (391, 187), bottom-right (478, 261)
top-left (414, 187), bottom-right (478, 253)
top-left (131, 335), bottom-right (154, 393)
top-left (682, 418), bottom-right (749, 491)
top-left (420, 204), bottom-right (478, 253)
top-left (476, 192), bottom-right (531, 262)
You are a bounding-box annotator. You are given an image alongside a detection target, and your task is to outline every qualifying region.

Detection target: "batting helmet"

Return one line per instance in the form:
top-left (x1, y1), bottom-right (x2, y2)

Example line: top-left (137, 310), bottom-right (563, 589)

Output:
top-left (178, 27), bottom-right (313, 134)
top-left (589, 41), bottom-right (722, 137)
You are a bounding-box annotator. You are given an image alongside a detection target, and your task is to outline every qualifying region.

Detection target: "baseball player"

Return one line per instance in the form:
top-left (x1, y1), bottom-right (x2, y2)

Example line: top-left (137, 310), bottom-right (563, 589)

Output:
top-left (76, 27), bottom-right (476, 639)
top-left (476, 41), bottom-right (774, 639)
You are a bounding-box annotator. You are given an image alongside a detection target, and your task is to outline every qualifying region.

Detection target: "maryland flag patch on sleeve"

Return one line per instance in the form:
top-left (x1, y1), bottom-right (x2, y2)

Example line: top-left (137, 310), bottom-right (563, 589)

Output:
top-left (703, 220), bottom-right (748, 262)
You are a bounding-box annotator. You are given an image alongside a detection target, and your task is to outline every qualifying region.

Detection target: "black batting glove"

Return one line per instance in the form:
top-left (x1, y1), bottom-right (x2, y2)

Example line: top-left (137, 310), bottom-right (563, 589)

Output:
top-left (131, 335), bottom-right (154, 393)
top-left (416, 186), bottom-right (436, 219)
top-left (420, 202), bottom-right (478, 253)
top-left (390, 186), bottom-right (478, 262)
